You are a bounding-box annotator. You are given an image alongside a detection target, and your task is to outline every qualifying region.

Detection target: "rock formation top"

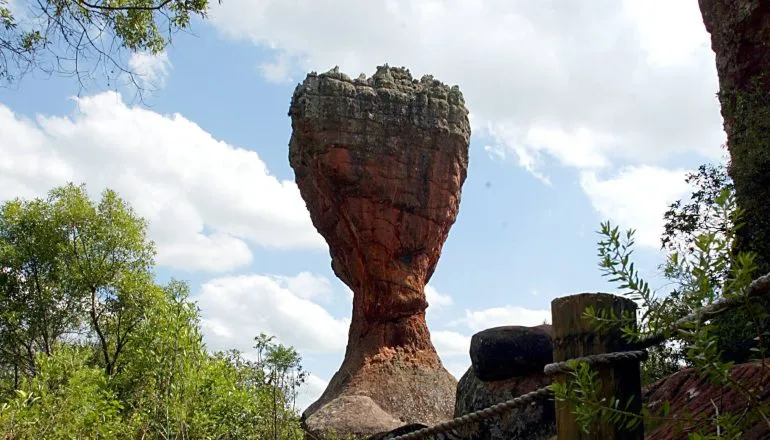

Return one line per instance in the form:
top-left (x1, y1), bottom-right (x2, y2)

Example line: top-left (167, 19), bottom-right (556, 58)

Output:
top-left (289, 65), bottom-right (470, 437)
top-left (289, 65), bottom-right (469, 142)
top-left (289, 65), bottom-right (470, 326)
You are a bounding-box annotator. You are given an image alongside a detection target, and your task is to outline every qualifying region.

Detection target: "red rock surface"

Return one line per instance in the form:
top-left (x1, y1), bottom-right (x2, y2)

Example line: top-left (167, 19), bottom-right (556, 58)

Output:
top-left (644, 360), bottom-right (770, 439)
top-left (698, 0), bottom-right (770, 364)
top-left (699, 0), bottom-right (770, 277)
top-left (289, 65), bottom-right (470, 437)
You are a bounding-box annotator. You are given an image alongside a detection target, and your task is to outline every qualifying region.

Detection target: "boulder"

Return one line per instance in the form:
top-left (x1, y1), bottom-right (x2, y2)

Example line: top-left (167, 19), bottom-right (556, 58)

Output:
top-left (455, 324), bottom-right (555, 440)
top-left (470, 325), bottom-right (553, 381)
top-left (454, 367), bottom-right (554, 440)
top-left (302, 395), bottom-right (402, 439)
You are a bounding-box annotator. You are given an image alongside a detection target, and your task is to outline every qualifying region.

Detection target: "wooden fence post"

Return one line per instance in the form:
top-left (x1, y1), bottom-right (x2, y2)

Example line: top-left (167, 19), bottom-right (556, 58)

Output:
top-left (551, 293), bottom-right (644, 440)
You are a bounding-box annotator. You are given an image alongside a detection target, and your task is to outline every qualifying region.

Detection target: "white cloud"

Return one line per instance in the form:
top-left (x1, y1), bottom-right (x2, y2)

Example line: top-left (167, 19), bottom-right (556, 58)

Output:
top-left (198, 273), bottom-right (350, 355)
top-left (485, 123), bottom-right (614, 178)
top-left (0, 92), bottom-right (325, 273)
top-left (208, 0), bottom-right (725, 180)
top-left (157, 232), bottom-right (253, 272)
top-left (273, 271), bottom-right (333, 301)
top-left (580, 165), bottom-right (691, 248)
top-left (431, 330), bottom-right (470, 357)
top-left (444, 361), bottom-right (471, 381)
top-left (296, 373), bottom-right (329, 412)
top-left (204, 282), bottom-right (341, 412)
top-left (258, 53), bottom-right (293, 84)
top-left (425, 285), bottom-right (453, 311)
top-left (341, 284), bottom-right (354, 299)
top-left (128, 51), bottom-right (172, 89)
top-left (454, 306), bottom-right (552, 332)
top-left (625, 0), bottom-right (713, 67)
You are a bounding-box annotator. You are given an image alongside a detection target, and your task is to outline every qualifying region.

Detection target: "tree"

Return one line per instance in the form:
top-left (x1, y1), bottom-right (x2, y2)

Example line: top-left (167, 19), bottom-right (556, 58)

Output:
top-left (661, 163), bottom-right (770, 362)
top-left (661, 163), bottom-right (734, 256)
top-left (0, 196), bottom-right (79, 388)
top-left (0, 0), bottom-right (213, 91)
top-left (0, 183), bottom-right (155, 380)
top-left (0, 182), bottom-right (309, 439)
top-left (50, 183), bottom-right (155, 376)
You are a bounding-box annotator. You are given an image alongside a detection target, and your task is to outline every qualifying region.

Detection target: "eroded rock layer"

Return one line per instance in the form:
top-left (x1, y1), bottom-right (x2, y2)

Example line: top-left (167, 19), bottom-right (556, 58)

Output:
top-left (289, 65), bottom-right (470, 437)
top-left (644, 360), bottom-right (770, 439)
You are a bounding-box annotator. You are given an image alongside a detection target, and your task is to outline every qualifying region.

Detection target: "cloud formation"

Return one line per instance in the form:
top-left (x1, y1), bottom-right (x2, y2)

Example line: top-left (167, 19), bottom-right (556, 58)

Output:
top-left (454, 306), bottom-right (552, 332)
top-left (0, 92), bottom-right (325, 273)
top-left (580, 166), bottom-right (692, 248)
top-left (128, 51), bottom-right (172, 89)
top-left (426, 285), bottom-right (453, 311)
top-left (209, 0), bottom-right (724, 178)
top-left (205, 0), bottom-right (724, 249)
top-left (198, 273), bottom-right (350, 354)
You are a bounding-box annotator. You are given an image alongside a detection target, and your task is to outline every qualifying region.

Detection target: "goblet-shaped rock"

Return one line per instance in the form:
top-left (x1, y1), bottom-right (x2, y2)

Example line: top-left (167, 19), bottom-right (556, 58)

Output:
top-left (289, 65), bottom-right (470, 438)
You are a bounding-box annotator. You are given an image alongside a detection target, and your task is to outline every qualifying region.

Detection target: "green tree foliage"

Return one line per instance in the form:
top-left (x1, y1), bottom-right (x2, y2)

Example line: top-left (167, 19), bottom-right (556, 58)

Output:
top-left (0, 183), bottom-right (155, 382)
top-left (553, 164), bottom-right (770, 437)
top-left (661, 163), bottom-right (770, 363)
top-left (0, 183), bottom-right (307, 439)
top-left (0, 0), bottom-right (213, 89)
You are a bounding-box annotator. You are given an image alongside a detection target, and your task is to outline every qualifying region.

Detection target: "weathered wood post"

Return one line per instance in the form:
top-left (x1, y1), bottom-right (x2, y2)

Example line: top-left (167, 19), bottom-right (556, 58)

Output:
top-left (551, 293), bottom-right (644, 439)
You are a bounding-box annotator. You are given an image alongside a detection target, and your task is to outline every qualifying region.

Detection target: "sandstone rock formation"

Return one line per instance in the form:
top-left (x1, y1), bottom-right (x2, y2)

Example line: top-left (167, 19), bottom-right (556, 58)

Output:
top-left (455, 325), bottom-right (555, 440)
top-left (288, 65), bottom-right (470, 438)
top-left (699, 0), bottom-right (770, 274)
top-left (698, 0), bottom-right (770, 362)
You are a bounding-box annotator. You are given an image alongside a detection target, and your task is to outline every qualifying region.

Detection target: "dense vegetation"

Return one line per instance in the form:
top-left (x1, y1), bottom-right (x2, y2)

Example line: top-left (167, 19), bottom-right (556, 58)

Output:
top-left (552, 161), bottom-right (770, 438)
top-left (0, 183), bottom-right (306, 439)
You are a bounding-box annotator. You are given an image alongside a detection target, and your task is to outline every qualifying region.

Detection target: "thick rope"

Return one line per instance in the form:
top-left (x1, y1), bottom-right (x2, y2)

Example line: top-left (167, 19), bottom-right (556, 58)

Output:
top-left (390, 387), bottom-right (552, 440)
top-left (387, 272), bottom-right (770, 440)
top-left (390, 351), bottom-right (648, 440)
top-left (543, 349), bottom-right (648, 376)
top-left (637, 272), bottom-right (770, 349)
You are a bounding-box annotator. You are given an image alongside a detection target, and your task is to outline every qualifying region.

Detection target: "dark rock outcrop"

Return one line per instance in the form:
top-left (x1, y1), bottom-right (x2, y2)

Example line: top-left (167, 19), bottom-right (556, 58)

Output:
top-left (290, 65), bottom-right (470, 438)
top-left (470, 325), bottom-right (553, 381)
top-left (455, 325), bottom-right (555, 440)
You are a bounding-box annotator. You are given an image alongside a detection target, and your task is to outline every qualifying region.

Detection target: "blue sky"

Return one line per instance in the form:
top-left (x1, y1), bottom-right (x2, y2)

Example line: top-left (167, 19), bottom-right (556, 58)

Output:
top-left (0, 0), bottom-right (727, 411)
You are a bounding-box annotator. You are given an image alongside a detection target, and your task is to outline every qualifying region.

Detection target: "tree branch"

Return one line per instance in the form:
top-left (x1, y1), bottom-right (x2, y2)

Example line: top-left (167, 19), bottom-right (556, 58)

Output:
top-left (77, 0), bottom-right (174, 12)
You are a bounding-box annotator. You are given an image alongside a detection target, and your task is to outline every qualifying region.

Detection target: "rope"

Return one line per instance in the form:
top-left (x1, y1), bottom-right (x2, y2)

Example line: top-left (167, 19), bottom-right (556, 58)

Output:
top-left (390, 387), bottom-right (552, 440)
top-left (543, 350), bottom-right (648, 376)
top-left (390, 352), bottom-right (647, 440)
top-left (637, 272), bottom-right (770, 349)
top-left (385, 272), bottom-right (770, 440)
